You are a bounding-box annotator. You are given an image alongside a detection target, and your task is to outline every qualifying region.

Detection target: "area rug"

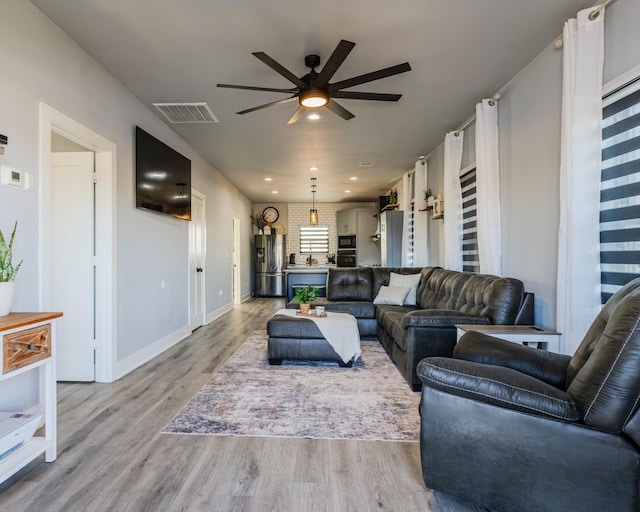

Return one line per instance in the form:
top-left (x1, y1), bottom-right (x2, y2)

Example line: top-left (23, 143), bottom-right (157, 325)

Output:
top-left (163, 331), bottom-right (420, 441)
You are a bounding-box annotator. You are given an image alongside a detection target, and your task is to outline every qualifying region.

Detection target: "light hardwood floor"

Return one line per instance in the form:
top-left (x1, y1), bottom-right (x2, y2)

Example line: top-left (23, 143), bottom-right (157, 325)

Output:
top-left (0, 298), bottom-right (488, 512)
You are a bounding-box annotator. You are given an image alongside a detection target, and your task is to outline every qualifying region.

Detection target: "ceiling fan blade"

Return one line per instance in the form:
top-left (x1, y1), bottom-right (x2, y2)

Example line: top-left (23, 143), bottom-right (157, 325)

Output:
top-left (314, 39), bottom-right (356, 89)
top-left (217, 83), bottom-right (297, 94)
top-left (325, 99), bottom-right (355, 121)
top-left (329, 62), bottom-right (411, 92)
top-left (287, 106), bottom-right (306, 125)
top-left (331, 91), bottom-right (402, 102)
top-left (236, 96), bottom-right (298, 115)
top-left (252, 52), bottom-right (308, 89)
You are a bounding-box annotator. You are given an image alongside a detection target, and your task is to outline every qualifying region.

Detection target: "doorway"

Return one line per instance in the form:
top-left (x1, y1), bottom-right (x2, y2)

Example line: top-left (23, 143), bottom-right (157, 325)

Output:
top-left (233, 217), bottom-right (241, 305)
top-left (51, 151), bottom-right (96, 381)
top-left (189, 190), bottom-right (206, 330)
top-left (39, 103), bottom-right (116, 382)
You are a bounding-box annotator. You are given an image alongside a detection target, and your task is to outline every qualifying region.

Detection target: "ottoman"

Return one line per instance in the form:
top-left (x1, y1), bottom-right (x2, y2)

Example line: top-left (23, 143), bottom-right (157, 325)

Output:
top-left (266, 311), bottom-right (359, 367)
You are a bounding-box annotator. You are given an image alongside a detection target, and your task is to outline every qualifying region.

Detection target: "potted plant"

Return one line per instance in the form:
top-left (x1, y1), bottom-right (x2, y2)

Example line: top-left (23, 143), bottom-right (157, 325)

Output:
top-left (424, 188), bottom-right (433, 209)
top-left (389, 188), bottom-right (398, 205)
top-left (295, 285), bottom-right (318, 315)
top-left (250, 212), bottom-right (266, 233)
top-left (0, 222), bottom-right (23, 316)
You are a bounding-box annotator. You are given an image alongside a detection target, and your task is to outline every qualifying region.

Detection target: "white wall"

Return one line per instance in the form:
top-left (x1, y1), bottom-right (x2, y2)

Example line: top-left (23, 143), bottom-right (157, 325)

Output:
top-left (0, 1), bottom-right (252, 380)
top-left (422, 0), bottom-right (640, 328)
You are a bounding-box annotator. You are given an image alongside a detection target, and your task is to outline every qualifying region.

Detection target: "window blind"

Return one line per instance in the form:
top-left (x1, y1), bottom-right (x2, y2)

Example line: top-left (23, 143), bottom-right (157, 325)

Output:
top-left (461, 168), bottom-right (479, 272)
top-left (299, 226), bottom-right (329, 254)
top-left (407, 201), bottom-right (415, 266)
top-left (600, 77), bottom-right (640, 303)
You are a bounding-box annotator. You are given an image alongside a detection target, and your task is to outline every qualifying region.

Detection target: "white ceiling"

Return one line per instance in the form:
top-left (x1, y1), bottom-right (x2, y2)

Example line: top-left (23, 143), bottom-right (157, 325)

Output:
top-left (31, 0), bottom-right (594, 203)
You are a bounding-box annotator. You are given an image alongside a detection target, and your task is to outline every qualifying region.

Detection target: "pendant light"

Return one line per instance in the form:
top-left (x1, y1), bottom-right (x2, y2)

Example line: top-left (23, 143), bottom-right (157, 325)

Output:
top-left (310, 177), bottom-right (318, 225)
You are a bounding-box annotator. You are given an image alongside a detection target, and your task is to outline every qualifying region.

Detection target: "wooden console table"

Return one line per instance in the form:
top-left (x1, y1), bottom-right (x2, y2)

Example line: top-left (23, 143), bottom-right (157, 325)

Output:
top-left (0, 312), bottom-right (62, 484)
top-left (455, 324), bottom-right (561, 353)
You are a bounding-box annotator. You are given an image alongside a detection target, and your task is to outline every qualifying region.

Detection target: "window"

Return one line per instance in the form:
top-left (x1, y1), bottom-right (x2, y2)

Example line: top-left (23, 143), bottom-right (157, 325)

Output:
top-left (600, 76), bottom-right (640, 303)
top-left (461, 167), bottom-right (479, 272)
top-left (299, 226), bottom-right (329, 254)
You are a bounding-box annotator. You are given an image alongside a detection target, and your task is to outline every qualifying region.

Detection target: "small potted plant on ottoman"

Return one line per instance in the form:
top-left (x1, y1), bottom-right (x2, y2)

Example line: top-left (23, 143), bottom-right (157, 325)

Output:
top-left (295, 285), bottom-right (318, 315)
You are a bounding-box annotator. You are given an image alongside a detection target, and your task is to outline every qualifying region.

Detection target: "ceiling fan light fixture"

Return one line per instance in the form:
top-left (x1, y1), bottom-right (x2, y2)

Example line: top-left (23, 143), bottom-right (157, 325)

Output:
top-left (299, 89), bottom-right (329, 108)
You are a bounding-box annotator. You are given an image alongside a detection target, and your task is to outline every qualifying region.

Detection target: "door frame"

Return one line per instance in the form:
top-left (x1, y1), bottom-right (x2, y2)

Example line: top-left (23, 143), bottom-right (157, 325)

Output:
top-left (39, 103), bottom-right (116, 383)
top-left (233, 216), bottom-right (241, 305)
top-left (189, 189), bottom-right (206, 329)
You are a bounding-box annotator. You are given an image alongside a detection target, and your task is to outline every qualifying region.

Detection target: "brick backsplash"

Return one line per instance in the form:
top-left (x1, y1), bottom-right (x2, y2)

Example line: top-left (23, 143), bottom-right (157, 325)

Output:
top-left (286, 202), bottom-right (374, 264)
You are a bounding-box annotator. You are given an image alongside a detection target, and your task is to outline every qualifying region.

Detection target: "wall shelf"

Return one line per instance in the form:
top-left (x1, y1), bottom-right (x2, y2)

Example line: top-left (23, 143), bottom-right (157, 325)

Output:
top-left (380, 203), bottom-right (399, 212)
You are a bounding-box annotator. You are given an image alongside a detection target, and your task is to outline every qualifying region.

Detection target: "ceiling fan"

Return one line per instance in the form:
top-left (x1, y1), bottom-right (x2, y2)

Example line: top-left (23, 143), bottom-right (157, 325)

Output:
top-left (217, 39), bottom-right (411, 124)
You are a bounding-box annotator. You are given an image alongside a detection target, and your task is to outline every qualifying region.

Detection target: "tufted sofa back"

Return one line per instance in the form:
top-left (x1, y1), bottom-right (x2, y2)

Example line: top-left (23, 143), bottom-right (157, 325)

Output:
top-left (326, 267), bottom-right (374, 301)
top-left (416, 267), bottom-right (524, 325)
top-left (566, 278), bottom-right (640, 434)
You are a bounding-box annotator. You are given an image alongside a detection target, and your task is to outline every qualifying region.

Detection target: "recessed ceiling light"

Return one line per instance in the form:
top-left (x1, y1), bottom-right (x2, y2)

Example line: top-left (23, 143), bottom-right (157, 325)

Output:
top-left (264, 177), bottom-right (272, 181)
top-left (272, 190), bottom-right (278, 194)
top-left (307, 113), bottom-right (321, 120)
top-left (345, 190), bottom-right (352, 193)
top-left (349, 176), bottom-right (358, 181)
top-left (310, 166), bottom-right (318, 171)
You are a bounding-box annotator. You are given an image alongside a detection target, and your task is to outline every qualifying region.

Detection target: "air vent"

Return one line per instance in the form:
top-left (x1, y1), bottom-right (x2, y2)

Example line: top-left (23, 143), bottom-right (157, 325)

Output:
top-left (153, 103), bottom-right (219, 123)
top-left (359, 161), bottom-right (375, 168)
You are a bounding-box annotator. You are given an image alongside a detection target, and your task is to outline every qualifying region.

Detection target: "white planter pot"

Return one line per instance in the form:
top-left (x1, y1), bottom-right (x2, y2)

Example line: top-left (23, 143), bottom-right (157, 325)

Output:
top-left (0, 281), bottom-right (16, 316)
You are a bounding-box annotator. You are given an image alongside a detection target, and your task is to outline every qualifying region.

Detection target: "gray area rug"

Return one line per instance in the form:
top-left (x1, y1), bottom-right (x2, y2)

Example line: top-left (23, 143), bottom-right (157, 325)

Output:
top-left (163, 331), bottom-right (421, 441)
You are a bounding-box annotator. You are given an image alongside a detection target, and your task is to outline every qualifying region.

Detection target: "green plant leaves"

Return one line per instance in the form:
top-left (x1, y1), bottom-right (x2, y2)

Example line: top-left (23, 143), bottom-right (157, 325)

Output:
top-left (0, 222), bottom-right (22, 282)
top-left (294, 284), bottom-right (318, 304)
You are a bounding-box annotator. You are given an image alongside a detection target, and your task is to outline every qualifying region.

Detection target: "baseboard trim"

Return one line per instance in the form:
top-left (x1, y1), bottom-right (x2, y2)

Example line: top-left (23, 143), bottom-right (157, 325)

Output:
top-left (114, 326), bottom-right (191, 381)
top-left (206, 303), bottom-right (233, 325)
top-left (241, 292), bottom-right (252, 303)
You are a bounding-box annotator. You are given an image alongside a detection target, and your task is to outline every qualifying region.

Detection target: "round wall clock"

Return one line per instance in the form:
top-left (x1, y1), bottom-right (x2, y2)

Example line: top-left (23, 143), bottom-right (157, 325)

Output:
top-left (262, 206), bottom-right (279, 223)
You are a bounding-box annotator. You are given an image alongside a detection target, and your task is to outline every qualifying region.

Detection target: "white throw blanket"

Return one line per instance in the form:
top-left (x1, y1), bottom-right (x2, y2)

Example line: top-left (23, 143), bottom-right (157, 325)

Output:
top-left (275, 309), bottom-right (362, 364)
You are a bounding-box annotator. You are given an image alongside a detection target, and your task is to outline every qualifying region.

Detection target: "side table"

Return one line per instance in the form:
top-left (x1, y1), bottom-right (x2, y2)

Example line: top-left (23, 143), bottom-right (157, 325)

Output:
top-left (0, 312), bottom-right (62, 484)
top-left (455, 324), bottom-right (561, 353)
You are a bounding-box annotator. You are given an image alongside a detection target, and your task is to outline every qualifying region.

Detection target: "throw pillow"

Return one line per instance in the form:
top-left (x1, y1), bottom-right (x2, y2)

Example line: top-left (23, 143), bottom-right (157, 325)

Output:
top-left (389, 272), bottom-right (422, 305)
top-left (373, 285), bottom-right (410, 306)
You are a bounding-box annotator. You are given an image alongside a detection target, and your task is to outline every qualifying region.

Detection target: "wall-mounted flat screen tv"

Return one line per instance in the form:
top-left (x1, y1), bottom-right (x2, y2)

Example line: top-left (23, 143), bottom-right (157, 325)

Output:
top-left (135, 126), bottom-right (191, 221)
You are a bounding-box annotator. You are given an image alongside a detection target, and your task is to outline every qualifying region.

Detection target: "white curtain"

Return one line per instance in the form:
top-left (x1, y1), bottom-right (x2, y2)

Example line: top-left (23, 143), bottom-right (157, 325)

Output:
top-left (400, 172), bottom-right (411, 266)
top-left (443, 131), bottom-right (464, 271)
top-left (556, 8), bottom-right (604, 354)
top-left (413, 159), bottom-right (430, 266)
top-left (475, 99), bottom-right (502, 276)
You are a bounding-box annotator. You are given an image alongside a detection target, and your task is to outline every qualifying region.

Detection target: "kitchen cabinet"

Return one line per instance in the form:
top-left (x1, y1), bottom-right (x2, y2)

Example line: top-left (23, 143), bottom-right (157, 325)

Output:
top-left (380, 210), bottom-right (404, 267)
top-left (355, 208), bottom-right (380, 266)
top-left (286, 268), bottom-right (330, 302)
top-left (336, 210), bottom-right (357, 235)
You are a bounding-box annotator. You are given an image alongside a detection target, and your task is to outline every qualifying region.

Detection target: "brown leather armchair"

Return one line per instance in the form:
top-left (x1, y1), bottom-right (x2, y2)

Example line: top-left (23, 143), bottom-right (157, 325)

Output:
top-left (417, 278), bottom-right (640, 512)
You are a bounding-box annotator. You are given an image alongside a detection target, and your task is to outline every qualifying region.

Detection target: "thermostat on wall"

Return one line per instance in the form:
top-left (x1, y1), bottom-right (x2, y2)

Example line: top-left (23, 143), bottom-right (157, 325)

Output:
top-left (1, 165), bottom-right (31, 189)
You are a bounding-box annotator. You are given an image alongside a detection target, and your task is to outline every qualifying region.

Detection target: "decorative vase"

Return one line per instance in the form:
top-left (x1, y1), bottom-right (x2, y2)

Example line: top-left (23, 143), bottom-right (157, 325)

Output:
top-left (299, 303), bottom-right (311, 315)
top-left (0, 281), bottom-right (16, 316)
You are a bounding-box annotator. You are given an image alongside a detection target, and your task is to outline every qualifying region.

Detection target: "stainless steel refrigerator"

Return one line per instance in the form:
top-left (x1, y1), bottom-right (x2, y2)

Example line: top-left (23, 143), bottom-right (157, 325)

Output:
top-left (254, 234), bottom-right (286, 297)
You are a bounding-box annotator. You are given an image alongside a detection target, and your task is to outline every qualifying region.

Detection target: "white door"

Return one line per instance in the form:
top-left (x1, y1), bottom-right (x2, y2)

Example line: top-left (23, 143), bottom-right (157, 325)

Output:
top-left (51, 152), bottom-right (95, 381)
top-left (233, 217), bottom-right (241, 305)
top-left (189, 191), bottom-right (206, 330)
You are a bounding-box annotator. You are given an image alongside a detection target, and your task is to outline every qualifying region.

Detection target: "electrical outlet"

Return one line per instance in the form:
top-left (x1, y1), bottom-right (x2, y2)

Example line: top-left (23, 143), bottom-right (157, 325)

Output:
top-left (161, 280), bottom-right (165, 291)
top-left (219, 289), bottom-right (223, 296)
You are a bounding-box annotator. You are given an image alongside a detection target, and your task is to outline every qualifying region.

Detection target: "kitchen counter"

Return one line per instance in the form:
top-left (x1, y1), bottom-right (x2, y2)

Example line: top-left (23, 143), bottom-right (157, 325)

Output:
top-left (285, 267), bottom-right (333, 301)
top-left (285, 266), bottom-right (334, 273)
